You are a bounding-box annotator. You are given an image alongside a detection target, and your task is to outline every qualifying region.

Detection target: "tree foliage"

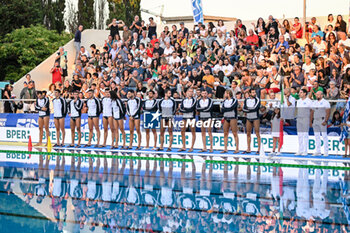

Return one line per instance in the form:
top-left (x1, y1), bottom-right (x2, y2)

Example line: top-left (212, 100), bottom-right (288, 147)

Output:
top-left (0, 0), bottom-right (43, 37)
top-left (78, 0), bottom-right (96, 29)
top-left (107, 0), bottom-right (141, 26)
top-left (42, 0), bottom-right (66, 33)
top-left (0, 0), bottom-right (66, 36)
top-left (0, 25), bottom-right (72, 81)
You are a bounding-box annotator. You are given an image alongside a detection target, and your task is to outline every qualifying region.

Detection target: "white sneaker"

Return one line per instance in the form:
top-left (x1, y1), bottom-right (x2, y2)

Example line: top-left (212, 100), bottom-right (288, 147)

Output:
top-left (275, 152), bottom-right (281, 156)
top-left (324, 153), bottom-right (328, 157)
top-left (295, 152), bottom-right (302, 156)
top-left (268, 152), bottom-right (275, 156)
top-left (313, 152), bottom-right (321, 156)
top-left (302, 153), bottom-right (308, 156)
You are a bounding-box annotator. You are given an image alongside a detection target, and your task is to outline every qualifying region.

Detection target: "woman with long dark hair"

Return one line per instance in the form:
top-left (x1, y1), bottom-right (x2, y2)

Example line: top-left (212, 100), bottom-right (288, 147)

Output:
top-left (335, 15), bottom-right (347, 33)
top-left (2, 84), bottom-right (13, 113)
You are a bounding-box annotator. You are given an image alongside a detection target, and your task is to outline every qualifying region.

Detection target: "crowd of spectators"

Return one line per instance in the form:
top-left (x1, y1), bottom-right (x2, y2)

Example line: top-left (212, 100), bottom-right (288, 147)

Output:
top-left (2, 14), bottom-right (350, 129)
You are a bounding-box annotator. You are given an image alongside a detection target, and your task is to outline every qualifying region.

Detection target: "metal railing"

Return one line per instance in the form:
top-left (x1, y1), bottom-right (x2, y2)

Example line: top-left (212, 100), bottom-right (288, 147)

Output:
top-left (0, 98), bottom-right (347, 103)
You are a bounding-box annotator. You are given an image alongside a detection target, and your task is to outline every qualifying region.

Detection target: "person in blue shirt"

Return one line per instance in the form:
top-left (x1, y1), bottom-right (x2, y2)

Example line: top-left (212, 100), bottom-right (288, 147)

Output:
top-left (274, 35), bottom-right (289, 54)
top-left (311, 25), bottom-right (324, 42)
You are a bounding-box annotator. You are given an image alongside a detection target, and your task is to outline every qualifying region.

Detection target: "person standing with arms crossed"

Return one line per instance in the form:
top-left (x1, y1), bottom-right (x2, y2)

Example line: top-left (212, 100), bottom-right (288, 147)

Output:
top-left (85, 89), bottom-right (102, 147)
top-left (311, 91), bottom-right (330, 156)
top-left (143, 90), bottom-right (158, 150)
top-left (35, 91), bottom-right (50, 146)
top-left (74, 25), bottom-right (83, 64)
top-left (179, 88), bottom-right (197, 152)
top-left (296, 89), bottom-right (313, 156)
top-left (196, 89), bottom-right (214, 153)
top-left (68, 91), bottom-right (83, 147)
top-left (52, 90), bottom-right (67, 147)
top-left (221, 89), bottom-right (239, 154)
top-left (126, 90), bottom-right (142, 149)
top-left (243, 89), bottom-right (261, 154)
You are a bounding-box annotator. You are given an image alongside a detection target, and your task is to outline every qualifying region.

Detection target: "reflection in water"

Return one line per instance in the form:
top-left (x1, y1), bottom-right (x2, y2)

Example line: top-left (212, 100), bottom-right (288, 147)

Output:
top-left (1, 150), bottom-right (350, 233)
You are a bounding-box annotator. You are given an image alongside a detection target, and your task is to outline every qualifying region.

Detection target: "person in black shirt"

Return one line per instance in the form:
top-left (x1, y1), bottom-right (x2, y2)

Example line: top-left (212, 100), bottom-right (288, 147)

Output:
top-left (130, 15), bottom-right (142, 36)
top-left (107, 18), bottom-right (125, 39)
top-left (243, 89), bottom-right (261, 154)
top-left (74, 25), bottom-right (83, 64)
top-left (179, 22), bottom-right (189, 38)
top-left (35, 91), bottom-right (50, 146)
top-left (153, 42), bottom-right (164, 56)
top-left (189, 69), bottom-right (203, 89)
top-left (72, 75), bottom-right (82, 92)
top-left (147, 17), bottom-right (157, 39)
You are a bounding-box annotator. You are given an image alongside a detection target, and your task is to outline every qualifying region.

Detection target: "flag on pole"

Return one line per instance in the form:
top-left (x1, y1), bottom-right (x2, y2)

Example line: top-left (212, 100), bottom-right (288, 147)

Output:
top-left (28, 135), bottom-right (32, 159)
top-left (191, 0), bottom-right (204, 23)
top-left (278, 167), bottom-right (284, 224)
top-left (279, 82), bottom-right (284, 150)
top-left (340, 97), bottom-right (350, 142)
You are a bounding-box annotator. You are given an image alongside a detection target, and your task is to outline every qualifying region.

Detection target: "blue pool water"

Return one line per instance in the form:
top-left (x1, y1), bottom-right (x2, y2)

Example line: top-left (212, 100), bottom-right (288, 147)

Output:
top-left (0, 147), bottom-right (350, 233)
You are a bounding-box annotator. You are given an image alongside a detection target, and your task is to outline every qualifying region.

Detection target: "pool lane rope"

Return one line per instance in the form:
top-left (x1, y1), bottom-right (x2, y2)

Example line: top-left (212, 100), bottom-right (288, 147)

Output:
top-left (1, 149), bottom-right (350, 170)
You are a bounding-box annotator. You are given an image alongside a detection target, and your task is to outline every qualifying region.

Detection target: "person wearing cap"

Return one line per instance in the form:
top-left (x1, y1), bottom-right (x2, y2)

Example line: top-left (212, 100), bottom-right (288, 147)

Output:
top-left (179, 22), bottom-right (189, 39)
top-left (311, 91), bottom-right (330, 156)
top-left (85, 89), bottom-right (102, 148)
top-left (143, 90), bottom-right (158, 150)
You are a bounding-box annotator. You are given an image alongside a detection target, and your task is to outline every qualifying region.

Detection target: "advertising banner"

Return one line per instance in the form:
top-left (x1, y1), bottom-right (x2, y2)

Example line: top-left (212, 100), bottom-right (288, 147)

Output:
top-left (0, 114), bottom-right (345, 155)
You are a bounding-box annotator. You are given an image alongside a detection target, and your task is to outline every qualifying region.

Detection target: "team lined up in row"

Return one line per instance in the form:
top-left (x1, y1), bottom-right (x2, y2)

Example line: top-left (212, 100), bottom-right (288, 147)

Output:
top-left (34, 88), bottom-right (261, 153)
top-left (34, 88), bottom-right (332, 156)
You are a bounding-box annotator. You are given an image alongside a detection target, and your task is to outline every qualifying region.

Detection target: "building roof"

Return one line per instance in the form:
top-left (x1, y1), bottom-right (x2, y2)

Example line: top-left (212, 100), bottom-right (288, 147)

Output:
top-left (163, 15), bottom-right (236, 23)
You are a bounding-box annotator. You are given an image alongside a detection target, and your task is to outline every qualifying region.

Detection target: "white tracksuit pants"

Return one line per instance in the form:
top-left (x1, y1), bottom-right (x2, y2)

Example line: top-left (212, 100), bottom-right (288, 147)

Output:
top-left (313, 118), bottom-right (328, 155)
top-left (297, 117), bottom-right (309, 154)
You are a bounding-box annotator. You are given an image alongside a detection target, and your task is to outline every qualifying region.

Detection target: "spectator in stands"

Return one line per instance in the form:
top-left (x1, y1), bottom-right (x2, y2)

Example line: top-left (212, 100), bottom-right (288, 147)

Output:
top-left (107, 18), bottom-right (125, 39)
top-left (20, 80), bottom-right (36, 113)
top-left (2, 84), bottom-right (14, 113)
top-left (50, 61), bottom-right (63, 85)
top-left (74, 25), bottom-right (83, 64)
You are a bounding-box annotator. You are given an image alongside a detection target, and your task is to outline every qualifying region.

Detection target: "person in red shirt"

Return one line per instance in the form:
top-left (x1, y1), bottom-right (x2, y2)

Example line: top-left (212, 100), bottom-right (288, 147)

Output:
top-left (50, 61), bottom-right (63, 84)
top-left (245, 29), bottom-right (259, 47)
top-left (150, 34), bottom-right (159, 47)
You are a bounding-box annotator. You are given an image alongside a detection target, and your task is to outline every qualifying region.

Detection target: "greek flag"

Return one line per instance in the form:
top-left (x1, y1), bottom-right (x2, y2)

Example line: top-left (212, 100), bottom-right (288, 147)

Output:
top-left (340, 97), bottom-right (350, 142)
top-left (191, 0), bottom-right (203, 23)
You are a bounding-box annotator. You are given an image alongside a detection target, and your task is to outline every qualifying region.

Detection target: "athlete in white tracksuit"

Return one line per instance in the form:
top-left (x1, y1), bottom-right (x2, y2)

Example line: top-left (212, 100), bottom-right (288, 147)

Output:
top-left (296, 168), bottom-right (311, 218)
top-left (296, 89), bottom-right (313, 156)
top-left (312, 91), bottom-right (330, 156)
top-left (312, 168), bottom-right (330, 219)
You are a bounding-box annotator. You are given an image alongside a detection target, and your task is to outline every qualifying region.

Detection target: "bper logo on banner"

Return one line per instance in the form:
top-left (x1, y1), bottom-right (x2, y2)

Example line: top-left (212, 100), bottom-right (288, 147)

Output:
top-left (143, 111), bottom-right (161, 129)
